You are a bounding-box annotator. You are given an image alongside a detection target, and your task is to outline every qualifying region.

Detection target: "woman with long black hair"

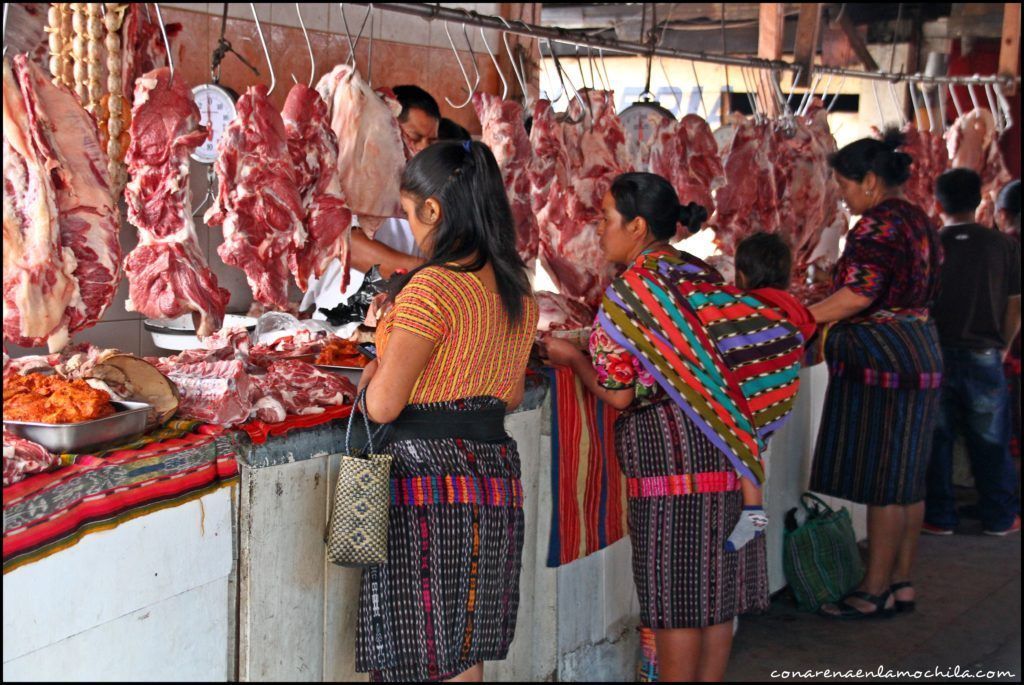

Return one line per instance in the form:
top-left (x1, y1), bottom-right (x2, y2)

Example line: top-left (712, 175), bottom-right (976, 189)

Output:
top-left (354, 140), bottom-right (538, 682)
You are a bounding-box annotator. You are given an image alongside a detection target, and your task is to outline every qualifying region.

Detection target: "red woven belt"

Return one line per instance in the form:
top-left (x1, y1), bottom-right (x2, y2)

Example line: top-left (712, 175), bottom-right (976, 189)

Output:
top-left (626, 471), bottom-right (740, 498)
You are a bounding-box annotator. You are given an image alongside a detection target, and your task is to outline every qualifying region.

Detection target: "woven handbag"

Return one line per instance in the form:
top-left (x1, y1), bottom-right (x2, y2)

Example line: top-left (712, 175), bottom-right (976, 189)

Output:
top-left (782, 493), bottom-right (864, 612)
top-left (326, 390), bottom-right (392, 568)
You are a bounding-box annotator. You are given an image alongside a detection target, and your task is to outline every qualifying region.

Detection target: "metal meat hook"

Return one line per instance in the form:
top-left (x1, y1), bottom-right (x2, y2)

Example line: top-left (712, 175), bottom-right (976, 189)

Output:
top-left (250, 3), bottom-right (275, 95)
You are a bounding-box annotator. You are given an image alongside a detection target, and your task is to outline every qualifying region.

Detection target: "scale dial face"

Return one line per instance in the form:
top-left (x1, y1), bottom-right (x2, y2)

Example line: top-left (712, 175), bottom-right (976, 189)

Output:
top-left (191, 83), bottom-right (238, 164)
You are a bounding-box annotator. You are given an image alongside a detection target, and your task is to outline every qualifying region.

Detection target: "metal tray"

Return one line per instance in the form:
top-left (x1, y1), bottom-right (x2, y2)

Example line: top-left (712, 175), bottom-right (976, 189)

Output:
top-left (3, 401), bottom-right (152, 454)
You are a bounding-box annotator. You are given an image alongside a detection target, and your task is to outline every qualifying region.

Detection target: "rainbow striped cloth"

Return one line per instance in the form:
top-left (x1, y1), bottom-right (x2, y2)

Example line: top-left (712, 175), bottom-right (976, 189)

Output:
top-left (597, 250), bottom-right (804, 485)
top-left (546, 366), bottom-right (629, 567)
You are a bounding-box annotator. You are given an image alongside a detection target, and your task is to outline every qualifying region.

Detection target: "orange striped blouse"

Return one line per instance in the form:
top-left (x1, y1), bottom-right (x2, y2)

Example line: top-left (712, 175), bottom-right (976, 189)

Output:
top-left (376, 266), bottom-right (539, 404)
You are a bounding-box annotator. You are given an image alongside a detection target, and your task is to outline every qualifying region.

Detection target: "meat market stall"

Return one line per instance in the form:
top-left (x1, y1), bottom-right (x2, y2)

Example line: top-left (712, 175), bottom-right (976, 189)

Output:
top-left (4, 1), bottom-right (1021, 682)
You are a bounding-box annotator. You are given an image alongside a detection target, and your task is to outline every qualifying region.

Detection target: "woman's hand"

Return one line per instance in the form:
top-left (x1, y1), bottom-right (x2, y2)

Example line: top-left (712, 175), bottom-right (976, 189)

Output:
top-left (543, 338), bottom-right (586, 367)
top-left (357, 358), bottom-right (379, 393)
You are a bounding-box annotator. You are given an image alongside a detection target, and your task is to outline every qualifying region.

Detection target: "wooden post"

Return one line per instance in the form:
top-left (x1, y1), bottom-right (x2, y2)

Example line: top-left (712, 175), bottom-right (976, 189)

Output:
top-left (837, 10), bottom-right (880, 71)
top-left (757, 3), bottom-right (785, 116)
top-left (999, 2), bottom-right (1021, 95)
top-left (793, 3), bottom-right (823, 88)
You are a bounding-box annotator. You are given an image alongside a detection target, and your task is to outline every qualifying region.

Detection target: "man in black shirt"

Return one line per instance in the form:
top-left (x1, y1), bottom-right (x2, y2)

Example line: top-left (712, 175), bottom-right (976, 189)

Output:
top-left (925, 169), bottom-right (1022, 536)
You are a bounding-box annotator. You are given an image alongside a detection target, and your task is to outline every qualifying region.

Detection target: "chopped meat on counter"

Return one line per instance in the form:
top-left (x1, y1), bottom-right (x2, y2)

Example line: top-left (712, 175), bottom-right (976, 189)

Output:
top-left (316, 65), bottom-right (405, 236)
top-left (3, 55), bottom-right (121, 352)
top-left (205, 85), bottom-right (306, 310)
top-left (255, 360), bottom-right (356, 416)
top-left (4, 374), bottom-right (115, 424)
top-left (124, 67), bottom-right (229, 337)
top-left (473, 93), bottom-right (539, 267)
top-left (282, 84), bottom-right (353, 293)
top-left (4, 432), bottom-right (60, 487)
top-left (156, 359), bottom-right (253, 427)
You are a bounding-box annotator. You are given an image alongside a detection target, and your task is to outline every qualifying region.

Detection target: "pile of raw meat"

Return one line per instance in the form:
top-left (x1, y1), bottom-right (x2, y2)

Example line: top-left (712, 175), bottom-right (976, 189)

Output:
top-left (946, 107), bottom-right (1013, 227)
top-left (3, 55), bottom-right (121, 352)
top-left (123, 67), bottom-right (230, 337)
top-left (148, 328), bottom-right (356, 427)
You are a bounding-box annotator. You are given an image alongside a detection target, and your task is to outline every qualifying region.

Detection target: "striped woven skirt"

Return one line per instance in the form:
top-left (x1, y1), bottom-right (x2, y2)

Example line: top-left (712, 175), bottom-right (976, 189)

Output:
top-left (810, 319), bottom-right (943, 505)
top-left (354, 397), bottom-right (524, 682)
top-left (616, 398), bottom-right (769, 630)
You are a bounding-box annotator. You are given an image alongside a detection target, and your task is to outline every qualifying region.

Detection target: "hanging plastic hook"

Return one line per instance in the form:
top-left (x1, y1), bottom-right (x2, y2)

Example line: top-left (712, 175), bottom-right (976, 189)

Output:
top-left (948, 81), bottom-right (965, 119)
top-left (442, 22), bottom-right (480, 109)
top-left (871, 81), bottom-right (885, 127)
top-left (538, 38), bottom-right (564, 103)
top-left (993, 82), bottom-right (1014, 132)
top-left (249, 3), bottom-right (275, 95)
top-left (153, 4), bottom-right (174, 84)
top-left (920, 83), bottom-right (936, 133)
top-left (983, 82), bottom-right (1002, 133)
top-left (2, 3), bottom-right (9, 58)
top-left (967, 79), bottom-right (982, 111)
top-left (480, 26), bottom-right (507, 100)
top-left (907, 81), bottom-right (921, 128)
top-left (291, 4), bottom-right (315, 88)
top-left (826, 75), bottom-right (847, 113)
top-left (886, 80), bottom-right (905, 127)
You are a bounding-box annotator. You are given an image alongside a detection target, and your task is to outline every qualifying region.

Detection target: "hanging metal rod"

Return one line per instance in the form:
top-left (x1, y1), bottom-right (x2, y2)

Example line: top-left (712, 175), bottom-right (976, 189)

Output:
top-left (347, 2), bottom-right (1020, 87)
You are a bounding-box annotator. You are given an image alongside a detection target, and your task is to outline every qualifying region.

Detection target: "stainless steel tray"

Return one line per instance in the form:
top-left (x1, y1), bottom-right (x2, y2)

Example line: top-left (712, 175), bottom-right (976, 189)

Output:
top-left (3, 401), bottom-right (152, 453)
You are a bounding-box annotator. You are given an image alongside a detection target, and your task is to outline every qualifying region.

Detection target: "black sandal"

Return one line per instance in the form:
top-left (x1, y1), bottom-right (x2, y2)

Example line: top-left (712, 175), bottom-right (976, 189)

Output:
top-left (890, 581), bottom-right (915, 613)
top-left (818, 590), bottom-right (896, 620)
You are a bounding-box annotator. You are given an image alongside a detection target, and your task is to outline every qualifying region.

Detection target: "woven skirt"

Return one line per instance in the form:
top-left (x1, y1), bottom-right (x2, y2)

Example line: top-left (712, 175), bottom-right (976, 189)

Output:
top-left (354, 397), bottom-right (524, 682)
top-left (616, 398), bottom-right (769, 630)
top-left (810, 319), bottom-right (943, 505)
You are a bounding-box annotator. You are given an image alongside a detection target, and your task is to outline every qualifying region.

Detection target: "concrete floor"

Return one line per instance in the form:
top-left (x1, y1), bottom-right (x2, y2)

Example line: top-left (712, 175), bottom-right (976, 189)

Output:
top-left (726, 516), bottom-right (1021, 682)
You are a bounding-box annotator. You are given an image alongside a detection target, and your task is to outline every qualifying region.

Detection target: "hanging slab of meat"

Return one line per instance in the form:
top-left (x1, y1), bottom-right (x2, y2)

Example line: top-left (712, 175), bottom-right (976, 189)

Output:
top-left (205, 85), bottom-right (306, 310)
top-left (282, 84), bottom-right (353, 294)
top-left (541, 90), bottom-right (627, 305)
top-left (3, 432), bottom-right (60, 487)
top-left (648, 114), bottom-right (725, 238)
top-left (946, 108), bottom-right (1012, 227)
top-left (875, 124), bottom-right (947, 225)
top-left (3, 55), bottom-right (120, 352)
top-left (121, 4), bottom-right (182, 106)
top-left (473, 93), bottom-right (540, 267)
top-left (771, 120), bottom-right (830, 278)
top-left (713, 119), bottom-right (781, 257)
top-left (3, 58), bottom-right (76, 351)
top-left (624, 109), bottom-right (676, 172)
top-left (124, 67), bottom-right (229, 337)
top-left (800, 101), bottom-right (850, 278)
top-left (315, 64), bottom-right (405, 236)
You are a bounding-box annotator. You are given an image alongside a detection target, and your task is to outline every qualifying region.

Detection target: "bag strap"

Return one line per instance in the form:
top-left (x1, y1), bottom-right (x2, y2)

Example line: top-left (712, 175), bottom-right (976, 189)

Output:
top-left (344, 388), bottom-right (385, 456)
top-left (800, 492), bottom-right (836, 517)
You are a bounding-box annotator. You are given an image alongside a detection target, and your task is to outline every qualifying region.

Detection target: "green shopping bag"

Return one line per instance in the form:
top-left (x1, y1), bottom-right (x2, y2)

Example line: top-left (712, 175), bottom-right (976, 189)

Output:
top-left (782, 493), bottom-right (864, 612)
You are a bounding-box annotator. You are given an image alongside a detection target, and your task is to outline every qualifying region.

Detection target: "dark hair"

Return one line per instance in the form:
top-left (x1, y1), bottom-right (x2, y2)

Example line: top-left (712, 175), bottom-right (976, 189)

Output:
top-left (396, 140), bottom-right (531, 323)
top-left (935, 168), bottom-right (982, 215)
top-left (997, 180), bottom-right (1021, 218)
top-left (828, 127), bottom-right (913, 187)
top-left (437, 117), bottom-right (471, 142)
top-left (393, 85), bottom-right (441, 122)
top-left (735, 232), bottom-right (793, 290)
top-left (609, 172), bottom-right (708, 240)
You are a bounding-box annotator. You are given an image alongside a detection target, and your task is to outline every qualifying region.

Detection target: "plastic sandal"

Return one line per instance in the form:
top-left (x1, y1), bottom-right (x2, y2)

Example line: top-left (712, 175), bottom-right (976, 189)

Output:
top-left (818, 590), bottom-right (896, 620)
top-left (890, 581), bottom-right (916, 613)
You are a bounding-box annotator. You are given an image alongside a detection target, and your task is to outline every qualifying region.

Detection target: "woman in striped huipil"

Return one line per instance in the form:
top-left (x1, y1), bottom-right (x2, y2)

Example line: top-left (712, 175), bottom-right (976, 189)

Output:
top-left (546, 172), bottom-right (806, 681)
top-left (809, 130), bottom-right (943, 620)
top-left (354, 140), bottom-right (538, 682)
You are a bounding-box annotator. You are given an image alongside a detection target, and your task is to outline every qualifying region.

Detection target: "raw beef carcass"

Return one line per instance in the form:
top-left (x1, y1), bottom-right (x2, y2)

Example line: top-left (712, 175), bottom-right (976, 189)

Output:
top-left (537, 90), bottom-right (626, 305)
top-left (877, 124), bottom-right (947, 225)
top-left (473, 92), bottom-right (539, 267)
top-left (3, 432), bottom-right (60, 487)
top-left (713, 119), bottom-right (781, 257)
top-left (771, 120), bottom-right (830, 277)
top-left (947, 108), bottom-right (1012, 227)
top-left (648, 114), bottom-right (724, 238)
top-left (205, 85), bottom-right (306, 309)
top-left (121, 3), bottom-right (181, 105)
top-left (536, 291), bottom-right (597, 332)
top-left (3, 55), bottom-right (120, 352)
top-left (316, 65), bottom-right (405, 235)
top-left (156, 359), bottom-right (252, 426)
top-left (802, 101), bottom-right (849, 275)
top-left (624, 109), bottom-right (676, 172)
top-left (282, 84), bottom-right (353, 293)
top-left (124, 67), bottom-right (229, 337)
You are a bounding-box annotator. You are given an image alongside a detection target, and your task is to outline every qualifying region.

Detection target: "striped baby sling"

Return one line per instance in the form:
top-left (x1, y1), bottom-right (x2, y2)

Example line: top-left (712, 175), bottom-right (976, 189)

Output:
top-left (596, 250), bottom-right (804, 484)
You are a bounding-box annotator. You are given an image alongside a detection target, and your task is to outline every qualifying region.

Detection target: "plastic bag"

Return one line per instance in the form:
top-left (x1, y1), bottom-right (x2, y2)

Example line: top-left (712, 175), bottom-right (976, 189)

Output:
top-left (254, 312), bottom-right (337, 346)
top-left (319, 266), bottom-right (389, 327)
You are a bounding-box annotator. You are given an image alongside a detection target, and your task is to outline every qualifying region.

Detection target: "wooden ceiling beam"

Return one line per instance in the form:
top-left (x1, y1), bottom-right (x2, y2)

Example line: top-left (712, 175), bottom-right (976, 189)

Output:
top-left (793, 3), bottom-right (823, 87)
top-left (836, 6), bottom-right (879, 71)
top-left (999, 2), bottom-right (1021, 95)
top-left (758, 4), bottom-right (786, 116)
